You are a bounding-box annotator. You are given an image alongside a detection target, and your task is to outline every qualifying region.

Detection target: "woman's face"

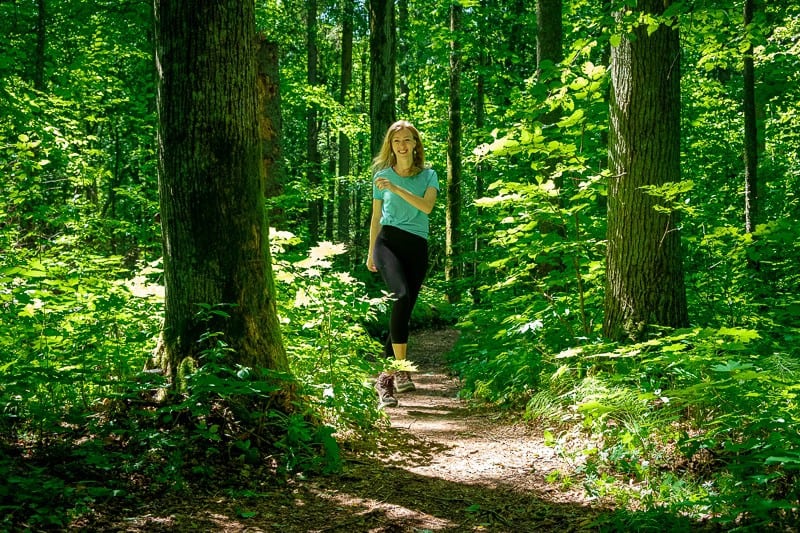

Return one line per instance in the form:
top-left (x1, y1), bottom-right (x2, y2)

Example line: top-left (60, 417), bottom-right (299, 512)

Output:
top-left (391, 128), bottom-right (416, 160)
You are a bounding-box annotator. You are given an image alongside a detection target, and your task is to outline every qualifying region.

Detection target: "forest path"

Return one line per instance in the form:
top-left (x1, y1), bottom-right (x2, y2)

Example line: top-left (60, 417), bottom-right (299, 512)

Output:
top-left (282, 328), bottom-right (605, 532)
top-left (87, 328), bottom-right (606, 532)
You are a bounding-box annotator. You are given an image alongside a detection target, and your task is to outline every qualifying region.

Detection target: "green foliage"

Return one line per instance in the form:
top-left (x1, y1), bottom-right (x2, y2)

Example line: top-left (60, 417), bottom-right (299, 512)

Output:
top-left (451, 49), bottom-right (610, 404)
top-left (1, 0), bottom-right (799, 530)
top-left (527, 324), bottom-right (800, 529)
top-left (0, 248), bottom-right (161, 529)
top-left (272, 234), bottom-right (391, 431)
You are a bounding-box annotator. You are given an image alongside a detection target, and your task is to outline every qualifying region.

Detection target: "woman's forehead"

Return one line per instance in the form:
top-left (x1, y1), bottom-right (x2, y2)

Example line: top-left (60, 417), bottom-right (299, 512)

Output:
top-left (392, 128), bottom-right (414, 139)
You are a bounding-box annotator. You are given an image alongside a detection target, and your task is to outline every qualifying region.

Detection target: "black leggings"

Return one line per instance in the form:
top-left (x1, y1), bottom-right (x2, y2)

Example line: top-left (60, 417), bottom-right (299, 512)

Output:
top-left (373, 225), bottom-right (429, 357)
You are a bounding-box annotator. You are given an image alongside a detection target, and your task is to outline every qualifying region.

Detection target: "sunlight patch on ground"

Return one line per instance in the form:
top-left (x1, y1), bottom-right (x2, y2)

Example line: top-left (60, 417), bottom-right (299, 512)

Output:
top-left (309, 488), bottom-right (457, 531)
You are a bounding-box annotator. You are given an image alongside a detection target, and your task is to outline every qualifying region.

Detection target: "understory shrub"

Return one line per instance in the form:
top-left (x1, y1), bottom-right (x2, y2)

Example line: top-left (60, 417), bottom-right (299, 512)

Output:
top-left (531, 326), bottom-right (800, 529)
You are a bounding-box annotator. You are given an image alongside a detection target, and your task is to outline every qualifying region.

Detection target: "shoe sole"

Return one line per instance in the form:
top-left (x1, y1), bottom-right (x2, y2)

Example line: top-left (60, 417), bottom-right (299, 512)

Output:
top-left (379, 398), bottom-right (398, 408)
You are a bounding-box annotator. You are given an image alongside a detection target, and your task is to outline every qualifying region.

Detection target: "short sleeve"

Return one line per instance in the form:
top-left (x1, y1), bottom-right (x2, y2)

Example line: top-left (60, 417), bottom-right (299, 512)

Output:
top-left (427, 169), bottom-right (440, 191)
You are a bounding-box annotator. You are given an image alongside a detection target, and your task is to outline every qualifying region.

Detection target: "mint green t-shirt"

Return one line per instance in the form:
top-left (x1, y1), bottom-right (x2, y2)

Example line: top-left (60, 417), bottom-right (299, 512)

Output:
top-left (372, 167), bottom-right (439, 240)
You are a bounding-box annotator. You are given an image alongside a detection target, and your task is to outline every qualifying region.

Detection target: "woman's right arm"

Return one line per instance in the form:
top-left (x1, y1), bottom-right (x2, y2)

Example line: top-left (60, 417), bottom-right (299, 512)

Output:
top-left (366, 199), bottom-right (383, 272)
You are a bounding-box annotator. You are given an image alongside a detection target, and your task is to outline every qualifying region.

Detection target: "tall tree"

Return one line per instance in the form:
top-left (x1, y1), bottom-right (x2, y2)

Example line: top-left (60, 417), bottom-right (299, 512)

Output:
top-left (397, 0), bottom-right (410, 116)
top-left (33, 0), bottom-right (46, 91)
top-left (256, 37), bottom-right (285, 225)
top-left (307, 0), bottom-right (322, 242)
top-left (153, 0), bottom-right (289, 388)
top-left (337, 0), bottom-right (354, 244)
top-left (369, 0), bottom-right (396, 157)
top-left (446, 2), bottom-right (463, 303)
top-left (535, 0), bottom-right (562, 126)
top-left (743, 0), bottom-right (759, 234)
top-left (535, 0), bottom-right (562, 76)
top-left (603, 0), bottom-right (688, 341)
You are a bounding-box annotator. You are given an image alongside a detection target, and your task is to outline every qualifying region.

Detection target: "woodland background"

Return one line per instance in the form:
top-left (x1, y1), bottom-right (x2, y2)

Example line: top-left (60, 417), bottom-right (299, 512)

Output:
top-left (1, 0), bottom-right (800, 530)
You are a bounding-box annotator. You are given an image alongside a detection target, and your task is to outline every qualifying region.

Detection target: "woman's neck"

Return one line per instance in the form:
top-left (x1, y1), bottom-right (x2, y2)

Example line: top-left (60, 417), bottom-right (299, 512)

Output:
top-left (393, 163), bottom-right (415, 176)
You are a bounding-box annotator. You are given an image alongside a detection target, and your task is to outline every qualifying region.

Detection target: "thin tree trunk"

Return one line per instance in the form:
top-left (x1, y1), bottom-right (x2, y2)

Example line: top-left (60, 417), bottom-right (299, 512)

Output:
top-left (33, 0), bottom-right (46, 91)
top-left (337, 1), bottom-right (353, 244)
top-left (307, 0), bottom-right (322, 243)
top-left (604, 0), bottom-right (688, 341)
top-left (472, 0), bottom-right (488, 305)
top-left (256, 38), bottom-right (285, 226)
top-left (743, 0), bottom-right (758, 234)
top-left (369, 0), bottom-right (396, 157)
top-left (326, 130), bottom-right (335, 240)
top-left (397, 0), bottom-right (410, 116)
top-left (446, 3), bottom-right (463, 303)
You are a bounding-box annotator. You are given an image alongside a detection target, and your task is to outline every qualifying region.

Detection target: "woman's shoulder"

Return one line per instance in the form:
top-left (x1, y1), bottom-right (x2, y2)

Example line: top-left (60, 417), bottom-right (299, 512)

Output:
top-left (415, 166), bottom-right (436, 178)
top-left (420, 167), bottom-right (438, 182)
top-left (374, 167), bottom-right (395, 178)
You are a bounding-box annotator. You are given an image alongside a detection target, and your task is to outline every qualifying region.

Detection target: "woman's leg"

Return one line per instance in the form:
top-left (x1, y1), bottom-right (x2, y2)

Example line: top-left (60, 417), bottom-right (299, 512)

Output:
top-left (374, 227), bottom-right (428, 358)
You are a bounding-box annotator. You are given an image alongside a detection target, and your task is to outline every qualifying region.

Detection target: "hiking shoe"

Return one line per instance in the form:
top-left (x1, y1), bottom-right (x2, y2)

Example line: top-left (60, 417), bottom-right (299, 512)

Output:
top-left (395, 371), bottom-right (416, 393)
top-left (375, 372), bottom-right (398, 408)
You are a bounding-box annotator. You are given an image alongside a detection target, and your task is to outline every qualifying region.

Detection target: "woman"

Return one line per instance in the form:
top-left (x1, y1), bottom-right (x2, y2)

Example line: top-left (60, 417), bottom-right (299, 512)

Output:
top-left (367, 120), bottom-right (439, 408)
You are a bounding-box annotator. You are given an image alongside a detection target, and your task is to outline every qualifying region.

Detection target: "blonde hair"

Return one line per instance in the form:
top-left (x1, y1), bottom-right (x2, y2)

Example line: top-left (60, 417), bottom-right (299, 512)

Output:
top-left (371, 120), bottom-right (426, 175)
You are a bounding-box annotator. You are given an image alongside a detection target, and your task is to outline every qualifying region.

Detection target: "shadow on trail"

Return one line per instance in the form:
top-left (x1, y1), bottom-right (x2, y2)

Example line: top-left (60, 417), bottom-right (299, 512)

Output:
top-left (83, 453), bottom-right (723, 533)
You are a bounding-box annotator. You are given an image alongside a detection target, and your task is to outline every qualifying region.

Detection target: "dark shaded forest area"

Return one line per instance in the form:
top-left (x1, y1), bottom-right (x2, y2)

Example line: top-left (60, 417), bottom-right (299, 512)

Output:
top-left (2, 0), bottom-right (799, 530)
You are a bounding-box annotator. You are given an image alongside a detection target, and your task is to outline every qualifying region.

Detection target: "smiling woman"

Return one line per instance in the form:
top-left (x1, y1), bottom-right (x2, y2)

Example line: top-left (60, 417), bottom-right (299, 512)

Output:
top-left (366, 120), bottom-right (439, 408)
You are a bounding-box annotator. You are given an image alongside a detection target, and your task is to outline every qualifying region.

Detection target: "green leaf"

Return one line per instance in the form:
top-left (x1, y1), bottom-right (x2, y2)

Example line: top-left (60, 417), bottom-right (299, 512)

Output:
top-left (711, 360), bottom-right (753, 373)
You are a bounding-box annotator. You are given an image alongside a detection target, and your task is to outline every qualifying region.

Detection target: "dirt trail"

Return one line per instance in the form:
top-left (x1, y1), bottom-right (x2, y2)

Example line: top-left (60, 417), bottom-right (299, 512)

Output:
top-left (288, 328), bottom-right (604, 532)
top-left (83, 328), bottom-right (605, 532)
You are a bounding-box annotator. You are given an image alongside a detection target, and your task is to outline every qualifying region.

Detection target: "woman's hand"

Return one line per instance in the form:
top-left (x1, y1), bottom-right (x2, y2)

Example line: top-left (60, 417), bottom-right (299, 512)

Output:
top-left (366, 254), bottom-right (378, 272)
top-left (374, 177), bottom-right (395, 192)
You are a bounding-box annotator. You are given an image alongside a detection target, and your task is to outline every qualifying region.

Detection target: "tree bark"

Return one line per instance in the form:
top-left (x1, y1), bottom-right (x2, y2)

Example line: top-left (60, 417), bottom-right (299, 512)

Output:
top-left (535, 0), bottom-right (562, 74)
top-left (307, 0), bottom-right (322, 242)
top-left (153, 0), bottom-right (289, 387)
top-left (743, 0), bottom-right (758, 234)
top-left (369, 0), bottom-right (396, 157)
top-left (604, 0), bottom-right (688, 341)
top-left (535, 0), bottom-right (562, 128)
top-left (33, 0), bottom-right (46, 91)
top-left (397, 0), bottom-right (410, 116)
top-left (337, 1), bottom-right (353, 244)
top-left (446, 3), bottom-right (463, 303)
top-left (256, 38), bottom-right (285, 226)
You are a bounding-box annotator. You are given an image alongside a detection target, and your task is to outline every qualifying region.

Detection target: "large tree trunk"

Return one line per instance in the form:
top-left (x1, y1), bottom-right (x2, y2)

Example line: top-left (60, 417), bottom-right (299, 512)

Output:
top-left (534, 0), bottom-right (565, 244)
top-left (603, 0), bottom-right (688, 341)
top-left (369, 0), bottom-right (396, 157)
top-left (446, 3), bottom-right (462, 303)
top-left (153, 0), bottom-right (289, 386)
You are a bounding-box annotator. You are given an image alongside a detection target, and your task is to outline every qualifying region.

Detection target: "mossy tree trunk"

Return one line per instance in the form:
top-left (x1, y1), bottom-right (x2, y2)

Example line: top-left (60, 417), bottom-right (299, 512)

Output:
top-left (153, 0), bottom-right (290, 390)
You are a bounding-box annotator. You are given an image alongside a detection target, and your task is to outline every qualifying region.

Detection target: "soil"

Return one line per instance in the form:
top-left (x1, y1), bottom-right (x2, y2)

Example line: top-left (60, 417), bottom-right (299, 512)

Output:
top-left (79, 328), bottom-right (608, 532)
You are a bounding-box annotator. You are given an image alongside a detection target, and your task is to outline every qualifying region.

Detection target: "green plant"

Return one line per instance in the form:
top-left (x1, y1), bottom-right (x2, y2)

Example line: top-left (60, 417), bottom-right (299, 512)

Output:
top-left (272, 235), bottom-right (391, 431)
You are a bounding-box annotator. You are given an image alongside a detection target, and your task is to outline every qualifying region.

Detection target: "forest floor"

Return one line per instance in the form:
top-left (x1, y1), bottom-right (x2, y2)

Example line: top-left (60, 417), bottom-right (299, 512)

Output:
top-left (81, 328), bottom-right (612, 532)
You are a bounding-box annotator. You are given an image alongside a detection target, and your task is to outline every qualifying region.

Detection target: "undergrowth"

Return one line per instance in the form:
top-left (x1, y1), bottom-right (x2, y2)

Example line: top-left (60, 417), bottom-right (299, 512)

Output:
top-left (451, 214), bottom-right (800, 530)
top-left (0, 233), bottom-right (394, 530)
